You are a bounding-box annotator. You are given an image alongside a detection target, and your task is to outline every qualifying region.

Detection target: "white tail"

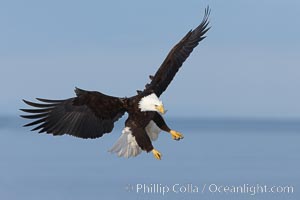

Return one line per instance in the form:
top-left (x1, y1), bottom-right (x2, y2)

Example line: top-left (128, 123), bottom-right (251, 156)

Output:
top-left (109, 127), bottom-right (142, 158)
top-left (145, 120), bottom-right (161, 141)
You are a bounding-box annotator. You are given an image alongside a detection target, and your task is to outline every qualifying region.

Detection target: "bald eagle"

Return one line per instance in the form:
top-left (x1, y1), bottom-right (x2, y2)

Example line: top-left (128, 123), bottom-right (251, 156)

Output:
top-left (21, 7), bottom-right (210, 160)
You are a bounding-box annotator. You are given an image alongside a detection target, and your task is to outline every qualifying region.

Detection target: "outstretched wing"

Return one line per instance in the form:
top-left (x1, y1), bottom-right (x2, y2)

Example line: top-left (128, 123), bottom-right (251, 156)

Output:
top-left (142, 7), bottom-right (210, 97)
top-left (20, 87), bottom-right (126, 139)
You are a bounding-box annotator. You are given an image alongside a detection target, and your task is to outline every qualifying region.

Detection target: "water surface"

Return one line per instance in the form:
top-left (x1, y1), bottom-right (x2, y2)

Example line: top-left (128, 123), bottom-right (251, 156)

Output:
top-left (0, 116), bottom-right (299, 200)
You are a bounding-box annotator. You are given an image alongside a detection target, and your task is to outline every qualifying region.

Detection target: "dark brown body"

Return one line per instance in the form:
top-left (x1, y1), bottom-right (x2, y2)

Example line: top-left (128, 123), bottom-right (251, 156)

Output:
top-left (124, 95), bottom-right (171, 152)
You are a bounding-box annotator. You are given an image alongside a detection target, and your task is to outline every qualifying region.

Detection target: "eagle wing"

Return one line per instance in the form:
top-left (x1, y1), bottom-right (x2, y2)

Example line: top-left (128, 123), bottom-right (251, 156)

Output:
top-left (20, 87), bottom-right (125, 139)
top-left (142, 7), bottom-right (210, 97)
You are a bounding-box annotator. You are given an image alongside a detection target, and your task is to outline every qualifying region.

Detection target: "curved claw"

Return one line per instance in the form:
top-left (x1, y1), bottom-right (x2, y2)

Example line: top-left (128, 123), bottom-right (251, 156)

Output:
top-left (152, 149), bottom-right (162, 160)
top-left (170, 130), bottom-right (184, 141)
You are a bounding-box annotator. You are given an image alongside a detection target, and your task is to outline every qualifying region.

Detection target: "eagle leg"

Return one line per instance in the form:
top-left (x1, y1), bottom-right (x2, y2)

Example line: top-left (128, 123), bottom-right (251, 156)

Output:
top-left (169, 130), bottom-right (184, 141)
top-left (152, 149), bottom-right (162, 160)
top-left (152, 113), bottom-right (184, 141)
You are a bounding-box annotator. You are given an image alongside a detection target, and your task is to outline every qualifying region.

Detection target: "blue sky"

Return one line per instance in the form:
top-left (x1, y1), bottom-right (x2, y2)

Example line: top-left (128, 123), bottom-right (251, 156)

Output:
top-left (1, 0), bottom-right (300, 118)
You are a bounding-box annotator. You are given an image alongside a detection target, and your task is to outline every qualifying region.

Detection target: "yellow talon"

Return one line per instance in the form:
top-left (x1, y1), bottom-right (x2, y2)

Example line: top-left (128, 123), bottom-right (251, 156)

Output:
top-left (152, 149), bottom-right (162, 160)
top-left (170, 130), bottom-right (184, 140)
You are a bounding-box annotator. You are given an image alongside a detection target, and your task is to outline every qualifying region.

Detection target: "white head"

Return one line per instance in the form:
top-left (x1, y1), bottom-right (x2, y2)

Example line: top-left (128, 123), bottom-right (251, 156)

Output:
top-left (138, 93), bottom-right (165, 114)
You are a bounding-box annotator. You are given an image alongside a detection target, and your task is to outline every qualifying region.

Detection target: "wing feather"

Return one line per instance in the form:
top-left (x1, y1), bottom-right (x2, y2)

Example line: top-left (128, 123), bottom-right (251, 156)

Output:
top-left (142, 7), bottom-right (210, 97)
top-left (21, 87), bottom-right (126, 139)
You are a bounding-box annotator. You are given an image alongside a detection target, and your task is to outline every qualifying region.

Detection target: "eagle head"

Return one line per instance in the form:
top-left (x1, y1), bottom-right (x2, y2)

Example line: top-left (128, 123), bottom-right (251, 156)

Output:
top-left (138, 93), bottom-right (165, 114)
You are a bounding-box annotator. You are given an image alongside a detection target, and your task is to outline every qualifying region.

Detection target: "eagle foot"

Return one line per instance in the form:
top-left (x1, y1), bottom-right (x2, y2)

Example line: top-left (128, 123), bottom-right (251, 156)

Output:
top-left (170, 130), bottom-right (184, 141)
top-left (152, 149), bottom-right (162, 160)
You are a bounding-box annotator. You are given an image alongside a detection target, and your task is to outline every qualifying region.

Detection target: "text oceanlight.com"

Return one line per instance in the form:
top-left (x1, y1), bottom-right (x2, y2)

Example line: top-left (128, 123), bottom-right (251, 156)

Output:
top-left (126, 183), bottom-right (294, 196)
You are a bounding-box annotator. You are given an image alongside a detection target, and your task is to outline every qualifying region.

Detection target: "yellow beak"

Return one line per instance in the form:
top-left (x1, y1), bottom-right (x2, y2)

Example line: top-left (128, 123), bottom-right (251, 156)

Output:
top-left (156, 105), bottom-right (165, 114)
